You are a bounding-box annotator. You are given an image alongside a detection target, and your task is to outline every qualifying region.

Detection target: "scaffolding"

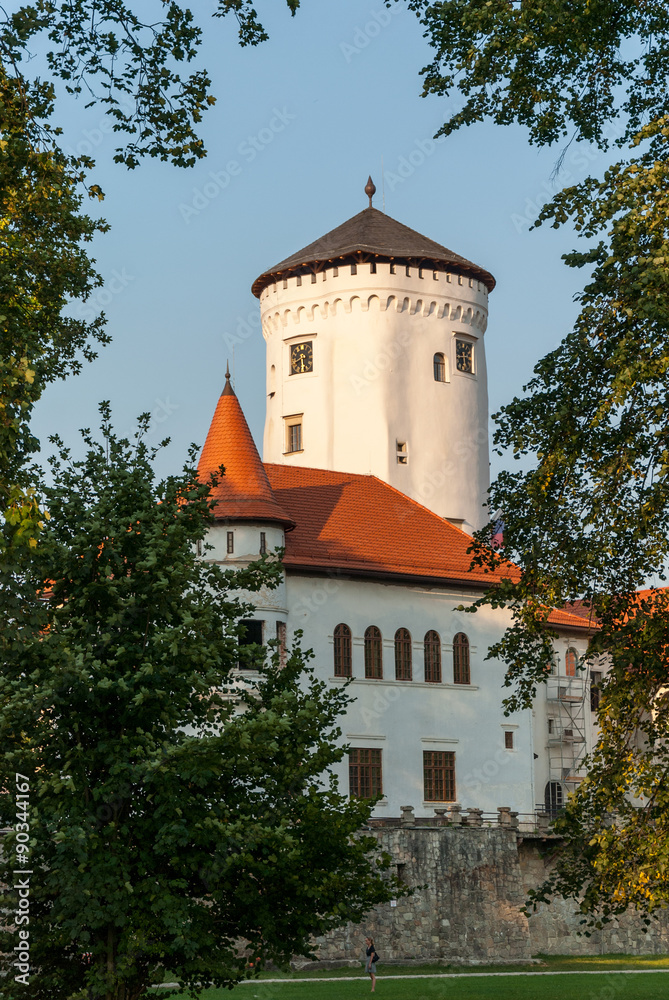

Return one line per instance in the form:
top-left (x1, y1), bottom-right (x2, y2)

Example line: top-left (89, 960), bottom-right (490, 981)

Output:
top-left (545, 673), bottom-right (588, 791)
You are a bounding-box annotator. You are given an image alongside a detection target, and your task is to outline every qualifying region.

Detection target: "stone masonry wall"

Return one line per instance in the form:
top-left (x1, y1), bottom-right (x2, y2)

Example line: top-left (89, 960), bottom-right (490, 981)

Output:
top-left (314, 825), bottom-right (669, 965)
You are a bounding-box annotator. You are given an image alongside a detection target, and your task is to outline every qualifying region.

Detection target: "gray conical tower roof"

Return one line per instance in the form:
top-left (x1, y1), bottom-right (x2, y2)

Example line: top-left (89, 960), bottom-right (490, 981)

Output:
top-left (252, 206), bottom-right (495, 296)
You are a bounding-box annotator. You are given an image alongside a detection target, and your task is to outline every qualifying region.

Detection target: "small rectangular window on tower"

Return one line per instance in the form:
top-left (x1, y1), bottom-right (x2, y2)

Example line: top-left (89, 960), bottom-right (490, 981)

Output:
top-left (396, 441), bottom-right (408, 464)
top-left (227, 531), bottom-right (234, 554)
top-left (370, 260), bottom-right (376, 274)
top-left (351, 262), bottom-right (357, 275)
top-left (389, 262), bottom-right (396, 275)
top-left (504, 731), bottom-right (514, 750)
top-left (284, 416), bottom-right (303, 454)
top-left (259, 531), bottom-right (267, 555)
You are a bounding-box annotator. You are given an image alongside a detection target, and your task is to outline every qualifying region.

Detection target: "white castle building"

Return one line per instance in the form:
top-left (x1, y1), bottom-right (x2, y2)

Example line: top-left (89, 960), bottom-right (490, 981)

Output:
top-left (197, 182), bottom-right (597, 823)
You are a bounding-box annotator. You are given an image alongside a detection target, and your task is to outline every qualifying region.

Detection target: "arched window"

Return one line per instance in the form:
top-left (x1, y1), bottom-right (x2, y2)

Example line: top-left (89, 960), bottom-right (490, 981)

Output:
top-left (433, 352), bottom-right (446, 382)
top-left (544, 781), bottom-right (564, 819)
top-left (333, 623), bottom-right (352, 677)
top-left (565, 648), bottom-right (577, 677)
top-left (364, 626), bottom-right (383, 679)
top-left (424, 631), bottom-right (441, 683)
top-left (394, 628), bottom-right (412, 680)
top-left (453, 633), bottom-right (470, 685)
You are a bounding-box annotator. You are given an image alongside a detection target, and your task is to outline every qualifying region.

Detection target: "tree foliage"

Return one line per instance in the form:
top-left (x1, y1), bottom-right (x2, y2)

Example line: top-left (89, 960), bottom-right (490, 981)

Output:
top-left (0, 409), bottom-right (404, 1000)
top-left (393, 0), bottom-right (669, 924)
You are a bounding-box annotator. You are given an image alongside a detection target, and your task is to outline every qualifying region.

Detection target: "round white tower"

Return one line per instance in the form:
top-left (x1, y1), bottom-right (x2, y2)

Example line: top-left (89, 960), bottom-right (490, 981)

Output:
top-left (252, 184), bottom-right (495, 534)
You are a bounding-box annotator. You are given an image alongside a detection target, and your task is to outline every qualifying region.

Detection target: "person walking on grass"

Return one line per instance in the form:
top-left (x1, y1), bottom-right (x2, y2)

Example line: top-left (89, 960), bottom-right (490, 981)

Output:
top-left (365, 936), bottom-right (379, 992)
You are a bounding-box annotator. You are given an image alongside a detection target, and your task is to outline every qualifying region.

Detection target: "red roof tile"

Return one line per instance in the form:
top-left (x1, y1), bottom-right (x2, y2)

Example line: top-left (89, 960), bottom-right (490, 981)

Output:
top-left (197, 375), bottom-right (295, 528)
top-left (264, 464), bottom-right (517, 586)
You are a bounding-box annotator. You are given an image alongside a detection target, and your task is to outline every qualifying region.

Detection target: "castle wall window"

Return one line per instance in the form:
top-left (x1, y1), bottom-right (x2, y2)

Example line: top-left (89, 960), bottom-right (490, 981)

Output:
top-left (276, 621), bottom-right (287, 669)
top-left (565, 648), bottom-right (578, 676)
top-left (424, 631), bottom-right (441, 683)
top-left (544, 780), bottom-right (563, 818)
top-left (433, 353), bottom-right (446, 382)
top-left (334, 623), bottom-right (352, 677)
top-left (259, 531), bottom-right (266, 555)
top-left (349, 748), bottom-right (382, 799)
top-left (396, 441), bottom-right (408, 464)
top-left (394, 628), bottom-right (412, 681)
top-left (453, 633), bottom-right (470, 684)
top-left (364, 626), bottom-right (383, 679)
top-left (504, 731), bottom-right (514, 750)
top-left (227, 531), bottom-right (234, 554)
top-left (423, 751), bottom-right (456, 802)
top-left (238, 619), bottom-right (264, 669)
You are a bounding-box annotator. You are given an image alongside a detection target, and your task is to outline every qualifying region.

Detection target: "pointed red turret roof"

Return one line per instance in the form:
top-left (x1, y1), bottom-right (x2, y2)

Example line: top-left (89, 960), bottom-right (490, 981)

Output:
top-left (197, 371), bottom-right (295, 528)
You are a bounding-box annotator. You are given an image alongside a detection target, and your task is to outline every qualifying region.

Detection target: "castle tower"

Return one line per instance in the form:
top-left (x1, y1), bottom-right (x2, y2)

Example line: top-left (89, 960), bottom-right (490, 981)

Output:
top-left (197, 368), bottom-right (294, 644)
top-left (252, 182), bottom-right (495, 534)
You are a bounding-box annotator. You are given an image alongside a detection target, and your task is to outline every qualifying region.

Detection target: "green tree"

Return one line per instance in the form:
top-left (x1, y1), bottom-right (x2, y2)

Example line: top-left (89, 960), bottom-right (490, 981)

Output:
top-left (0, 0), bottom-right (300, 536)
top-left (0, 408), bottom-right (403, 1000)
top-left (387, 0), bottom-right (669, 924)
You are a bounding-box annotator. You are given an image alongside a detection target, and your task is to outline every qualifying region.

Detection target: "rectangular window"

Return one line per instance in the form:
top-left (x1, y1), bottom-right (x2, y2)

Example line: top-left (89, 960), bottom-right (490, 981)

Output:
top-left (423, 750), bottom-right (456, 802)
top-left (370, 260), bottom-right (377, 274)
top-left (311, 271), bottom-right (317, 283)
top-left (276, 621), bottom-right (287, 668)
top-left (389, 262), bottom-right (396, 275)
top-left (296, 275), bottom-right (302, 286)
top-left (396, 441), bottom-right (408, 465)
top-left (285, 419), bottom-right (303, 454)
top-left (238, 619), bottom-right (264, 669)
top-left (504, 731), bottom-right (514, 750)
top-left (260, 531), bottom-right (267, 555)
top-left (351, 262), bottom-right (357, 275)
top-left (227, 531), bottom-right (234, 554)
top-left (349, 748), bottom-right (382, 799)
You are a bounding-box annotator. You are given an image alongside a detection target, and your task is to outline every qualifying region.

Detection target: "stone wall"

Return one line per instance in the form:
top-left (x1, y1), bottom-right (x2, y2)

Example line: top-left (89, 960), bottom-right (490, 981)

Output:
top-left (314, 823), bottom-right (669, 965)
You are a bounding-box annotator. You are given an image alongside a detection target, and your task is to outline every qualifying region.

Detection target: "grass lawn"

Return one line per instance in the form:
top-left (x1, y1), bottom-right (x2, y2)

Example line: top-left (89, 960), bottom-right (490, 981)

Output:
top-left (157, 956), bottom-right (669, 1000)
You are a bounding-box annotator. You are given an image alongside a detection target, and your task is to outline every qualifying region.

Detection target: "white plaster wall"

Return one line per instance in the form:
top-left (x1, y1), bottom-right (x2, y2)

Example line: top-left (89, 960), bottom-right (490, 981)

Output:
top-left (285, 573), bottom-right (534, 817)
top-left (205, 522), bottom-right (288, 629)
top-left (260, 263), bottom-right (491, 532)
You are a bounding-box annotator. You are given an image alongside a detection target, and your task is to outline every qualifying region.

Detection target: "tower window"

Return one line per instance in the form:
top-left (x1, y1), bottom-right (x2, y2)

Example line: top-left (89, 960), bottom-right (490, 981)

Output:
top-left (349, 748), bottom-right (382, 799)
top-left (565, 648), bottom-right (578, 676)
top-left (453, 633), bottom-right (470, 684)
top-left (370, 260), bottom-right (377, 274)
top-left (227, 531), bottom-right (234, 554)
top-left (433, 353), bottom-right (446, 382)
top-left (396, 441), bottom-right (408, 465)
top-left (424, 631), bottom-right (441, 683)
top-left (259, 532), bottom-right (266, 555)
top-left (351, 262), bottom-right (357, 275)
top-left (418, 267), bottom-right (423, 279)
top-left (334, 623), bottom-right (352, 678)
top-left (389, 262), bottom-right (396, 275)
top-left (394, 628), bottom-right (412, 681)
top-left (504, 731), bottom-right (514, 750)
top-left (364, 626), bottom-right (383, 679)
top-left (238, 619), bottom-right (264, 669)
top-left (284, 416), bottom-right (304, 454)
top-left (423, 751), bottom-right (456, 802)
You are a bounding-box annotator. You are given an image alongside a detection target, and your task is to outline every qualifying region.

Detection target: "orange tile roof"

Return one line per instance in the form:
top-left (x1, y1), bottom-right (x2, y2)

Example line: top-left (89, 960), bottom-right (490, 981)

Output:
top-left (264, 463), bottom-right (517, 586)
top-left (197, 374), bottom-right (295, 528)
top-left (547, 606), bottom-right (596, 630)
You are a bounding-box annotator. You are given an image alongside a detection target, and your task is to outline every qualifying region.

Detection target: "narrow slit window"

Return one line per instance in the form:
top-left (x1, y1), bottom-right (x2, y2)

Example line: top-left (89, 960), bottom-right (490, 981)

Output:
top-left (351, 262), bottom-right (357, 275)
top-left (396, 441), bottom-right (408, 465)
top-left (259, 531), bottom-right (266, 555)
top-left (227, 531), bottom-right (234, 554)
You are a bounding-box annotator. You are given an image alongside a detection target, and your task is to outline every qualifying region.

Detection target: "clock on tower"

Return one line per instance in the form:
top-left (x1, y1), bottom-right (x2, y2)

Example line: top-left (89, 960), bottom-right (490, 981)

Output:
top-left (290, 341), bottom-right (314, 375)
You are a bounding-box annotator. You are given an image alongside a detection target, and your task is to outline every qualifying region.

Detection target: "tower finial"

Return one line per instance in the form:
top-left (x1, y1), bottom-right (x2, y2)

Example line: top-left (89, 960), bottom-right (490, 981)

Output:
top-left (222, 360), bottom-right (235, 396)
top-left (365, 175), bottom-right (376, 208)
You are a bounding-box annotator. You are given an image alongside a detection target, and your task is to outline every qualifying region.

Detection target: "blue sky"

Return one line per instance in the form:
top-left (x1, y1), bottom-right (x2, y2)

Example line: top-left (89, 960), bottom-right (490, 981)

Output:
top-left (30, 1), bottom-right (621, 482)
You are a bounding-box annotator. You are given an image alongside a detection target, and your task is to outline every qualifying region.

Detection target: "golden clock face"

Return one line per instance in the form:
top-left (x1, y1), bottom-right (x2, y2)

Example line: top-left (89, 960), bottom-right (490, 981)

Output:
top-left (456, 340), bottom-right (473, 373)
top-left (290, 341), bottom-right (314, 375)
